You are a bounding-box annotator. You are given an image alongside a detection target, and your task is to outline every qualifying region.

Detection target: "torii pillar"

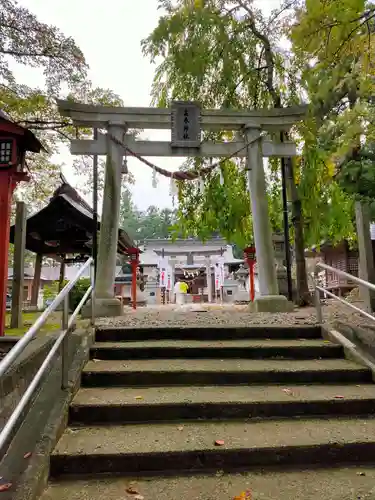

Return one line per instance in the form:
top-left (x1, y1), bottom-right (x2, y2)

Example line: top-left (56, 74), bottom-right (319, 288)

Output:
top-left (90, 125), bottom-right (124, 317)
top-left (245, 125), bottom-right (293, 312)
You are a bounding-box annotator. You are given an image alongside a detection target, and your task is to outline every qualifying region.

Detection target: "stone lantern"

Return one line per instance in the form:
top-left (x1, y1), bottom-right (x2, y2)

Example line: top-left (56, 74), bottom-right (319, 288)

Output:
top-left (234, 265), bottom-right (250, 303)
top-left (272, 234), bottom-right (295, 299)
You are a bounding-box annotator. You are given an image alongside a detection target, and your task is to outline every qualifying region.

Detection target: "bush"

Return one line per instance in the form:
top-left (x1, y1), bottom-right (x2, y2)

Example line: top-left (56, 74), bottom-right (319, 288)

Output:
top-left (69, 278), bottom-right (91, 312)
top-left (43, 281), bottom-right (60, 302)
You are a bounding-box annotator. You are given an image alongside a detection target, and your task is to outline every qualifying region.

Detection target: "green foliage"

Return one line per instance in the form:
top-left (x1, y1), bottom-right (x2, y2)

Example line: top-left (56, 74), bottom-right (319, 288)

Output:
top-left (0, 0), bottom-right (87, 93)
top-left (69, 278), bottom-right (91, 312)
top-left (43, 281), bottom-right (59, 301)
top-left (291, 0), bottom-right (375, 238)
top-left (119, 186), bottom-right (177, 242)
top-left (174, 160), bottom-right (254, 247)
top-left (142, 0), bottom-right (375, 252)
top-left (0, 0), bottom-right (130, 211)
top-left (336, 143), bottom-right (375, 220)
top-left (142, 1), bottom-right (304, 247)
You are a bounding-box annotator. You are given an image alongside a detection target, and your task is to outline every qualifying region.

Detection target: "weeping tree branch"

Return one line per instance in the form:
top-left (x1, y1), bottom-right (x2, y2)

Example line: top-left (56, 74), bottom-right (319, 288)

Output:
top-left (237, 0), bottom-right (281, 107)
top-left (237, 0), bottom-right (311, 305)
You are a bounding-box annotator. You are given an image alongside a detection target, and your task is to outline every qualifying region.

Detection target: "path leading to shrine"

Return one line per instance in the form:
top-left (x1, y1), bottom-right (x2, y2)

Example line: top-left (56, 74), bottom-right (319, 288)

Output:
top-left (96, 300), bottom-right (375, 330)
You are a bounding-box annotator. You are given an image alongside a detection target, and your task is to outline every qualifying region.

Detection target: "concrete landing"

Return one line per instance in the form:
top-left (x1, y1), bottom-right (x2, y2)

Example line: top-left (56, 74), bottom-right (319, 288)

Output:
top-left (42, 466), bottom-right (375, 500)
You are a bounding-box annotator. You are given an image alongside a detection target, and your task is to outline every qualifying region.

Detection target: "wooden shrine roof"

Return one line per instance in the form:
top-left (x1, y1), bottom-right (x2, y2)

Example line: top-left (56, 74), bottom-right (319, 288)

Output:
top-left (9, 180), bottom-right (136, 256)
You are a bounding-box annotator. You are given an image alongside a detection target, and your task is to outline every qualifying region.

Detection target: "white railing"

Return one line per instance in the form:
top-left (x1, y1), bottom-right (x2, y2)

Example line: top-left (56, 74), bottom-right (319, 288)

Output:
top-left (314, 262), bottom-right (375, 324)
top-left (0, 257), bottom-right (94, 458)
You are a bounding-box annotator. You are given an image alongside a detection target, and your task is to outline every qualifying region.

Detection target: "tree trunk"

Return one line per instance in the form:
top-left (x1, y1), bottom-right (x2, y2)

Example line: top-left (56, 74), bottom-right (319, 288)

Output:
top-left (285, 157), bottom-right (311, 305)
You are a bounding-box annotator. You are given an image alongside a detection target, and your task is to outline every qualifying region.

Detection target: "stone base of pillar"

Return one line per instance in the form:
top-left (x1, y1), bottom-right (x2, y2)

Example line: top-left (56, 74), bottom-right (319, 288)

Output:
top-left (249, 295), bottom-right (294, 313)
top-left (234, 289), bottom-right (251, 304)
top-left (81, 297), bottom-right (123, 319)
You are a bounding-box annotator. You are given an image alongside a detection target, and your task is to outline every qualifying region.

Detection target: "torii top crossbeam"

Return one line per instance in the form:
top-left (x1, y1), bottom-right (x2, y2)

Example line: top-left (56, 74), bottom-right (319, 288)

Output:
top-left (57, 100), bottom-right (307, 132)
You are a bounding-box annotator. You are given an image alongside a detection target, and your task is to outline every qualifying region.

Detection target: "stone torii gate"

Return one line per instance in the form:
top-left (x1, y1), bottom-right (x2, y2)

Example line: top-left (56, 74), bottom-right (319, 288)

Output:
top-left (57, 100), bottom-right (306, 316)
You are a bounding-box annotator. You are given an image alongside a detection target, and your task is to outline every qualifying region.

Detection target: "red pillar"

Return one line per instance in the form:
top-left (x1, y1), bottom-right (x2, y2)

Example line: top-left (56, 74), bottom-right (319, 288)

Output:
top-left (244, 247), bottom-right (256, 303)
top-left (131, 252), bottom-right (139, 310)
top-left (0, 172), bottom-right (15, 336)
top-left (249, 261), bottom-right (255, 302)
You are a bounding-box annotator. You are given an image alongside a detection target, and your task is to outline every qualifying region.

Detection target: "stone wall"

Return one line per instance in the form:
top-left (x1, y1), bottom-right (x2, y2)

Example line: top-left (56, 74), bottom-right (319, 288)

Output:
top-left (0, 335), bottom-right (55, 434)
top-left (0, 323), bottom-right (94, 500)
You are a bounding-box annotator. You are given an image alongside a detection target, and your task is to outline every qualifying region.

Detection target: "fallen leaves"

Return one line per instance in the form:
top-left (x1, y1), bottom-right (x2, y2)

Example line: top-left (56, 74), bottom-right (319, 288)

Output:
top-left (214, 440), bottom-right (225, 446)
top-left (177, 426), bottom-right (184, 431)
top-left (126, 484), bottom-right (144, 500)
top-left (126, 486), bottom-right (139, 495)
top-left (23, 452), bottom-right (32, 459)
top-left (233, 490), bottom-right (252, 499)
top-left (0, 483), bottom-right (12, 492)
top-left (134, 396), bottom-right (143, 400)
top-left (333, 395), bottom-right (345, 399)
top-left (282, 388), bottom-right (293, 396)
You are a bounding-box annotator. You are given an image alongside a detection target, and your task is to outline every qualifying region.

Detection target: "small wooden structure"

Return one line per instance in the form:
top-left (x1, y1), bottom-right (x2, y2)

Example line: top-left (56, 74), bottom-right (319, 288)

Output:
top-left (9, 180), bottom-right (137, 306)
top-left (307, 240), bottom-right (364, 296)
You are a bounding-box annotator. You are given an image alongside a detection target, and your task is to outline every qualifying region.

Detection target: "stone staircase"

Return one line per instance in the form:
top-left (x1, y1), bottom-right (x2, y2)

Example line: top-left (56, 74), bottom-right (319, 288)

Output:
top-left (43, 325), bottom-right (375, 499)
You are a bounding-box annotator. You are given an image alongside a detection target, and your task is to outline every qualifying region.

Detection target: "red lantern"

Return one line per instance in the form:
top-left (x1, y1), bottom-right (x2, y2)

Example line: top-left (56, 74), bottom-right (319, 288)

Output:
top-left (0, 112), bottom-right (42, 336)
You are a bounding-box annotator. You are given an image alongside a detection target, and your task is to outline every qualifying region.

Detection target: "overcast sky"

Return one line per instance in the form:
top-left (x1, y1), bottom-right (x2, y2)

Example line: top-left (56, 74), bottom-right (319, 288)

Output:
top-left (14, 0), bottom-right (280, 211)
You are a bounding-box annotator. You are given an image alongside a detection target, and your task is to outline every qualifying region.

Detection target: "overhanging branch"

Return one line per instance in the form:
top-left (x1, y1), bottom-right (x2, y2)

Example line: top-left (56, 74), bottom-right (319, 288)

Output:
top-left (237, 0), bottom-right (281, 107)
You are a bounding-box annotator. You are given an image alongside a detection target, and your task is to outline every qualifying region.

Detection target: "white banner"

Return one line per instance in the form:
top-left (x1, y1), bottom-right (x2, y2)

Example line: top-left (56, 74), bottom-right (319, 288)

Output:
top-left (158, 257), bottom-right (172, 289)
top-left (166, 266), bottom-right (172, 291)
top-left (214, 257), bottom-right (225, 291)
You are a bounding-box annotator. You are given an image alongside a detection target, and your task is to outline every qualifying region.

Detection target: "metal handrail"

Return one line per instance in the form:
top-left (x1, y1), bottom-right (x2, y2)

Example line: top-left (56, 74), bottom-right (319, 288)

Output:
top-left (314, 261), bottom-right (375, 324)
top-left (0, 257), bottom-right (94, 457)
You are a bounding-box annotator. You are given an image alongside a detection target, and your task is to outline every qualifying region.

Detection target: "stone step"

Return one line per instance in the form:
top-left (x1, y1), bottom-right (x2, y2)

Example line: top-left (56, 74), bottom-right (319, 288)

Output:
top-left (95, 325), bottom-right (322, 342)
top-left (81, 359), bottom-right (371, 387)
top-left (50, 417), bottom-right (375, 477)
top-left (90, 339), bottom-right (343, 360)
top-left (69, 384), bottom-right (375, 424)
top-left (41, 466), bottom-right (375, 500)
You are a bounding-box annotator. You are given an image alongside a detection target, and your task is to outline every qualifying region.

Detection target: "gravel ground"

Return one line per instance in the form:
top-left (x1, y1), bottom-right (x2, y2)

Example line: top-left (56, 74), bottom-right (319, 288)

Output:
top-left (96, 300), bottom-right (375, 329)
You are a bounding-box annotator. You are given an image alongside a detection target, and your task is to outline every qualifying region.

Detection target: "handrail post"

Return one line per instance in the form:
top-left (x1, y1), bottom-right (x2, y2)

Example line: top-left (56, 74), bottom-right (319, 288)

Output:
top-left (314, 283), bottom-right (323, 324)
top-left (61, 294), bottom-right (69, 390)
top-left (90, 262), bottom-right (95, 327)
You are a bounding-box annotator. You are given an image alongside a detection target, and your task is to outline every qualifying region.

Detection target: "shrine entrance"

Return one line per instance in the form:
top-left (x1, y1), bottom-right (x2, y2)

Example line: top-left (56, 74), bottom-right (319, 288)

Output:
top-left (57, 100), bottom-right (306, 316)
top-left (155, 244), bottom-right (226, 304)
